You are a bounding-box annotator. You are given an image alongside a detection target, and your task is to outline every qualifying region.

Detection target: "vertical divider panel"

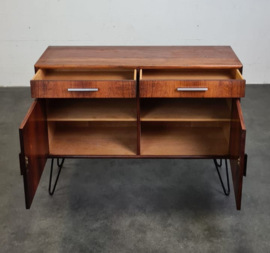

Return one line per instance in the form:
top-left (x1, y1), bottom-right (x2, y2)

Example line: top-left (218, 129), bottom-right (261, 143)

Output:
top-left (137, 69), bottom-right (141, 155)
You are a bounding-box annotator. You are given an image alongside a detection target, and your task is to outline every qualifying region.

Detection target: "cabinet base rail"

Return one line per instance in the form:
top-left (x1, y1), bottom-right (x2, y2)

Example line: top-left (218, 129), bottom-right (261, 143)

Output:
top-left (48, 158), bottom-right (230, 197)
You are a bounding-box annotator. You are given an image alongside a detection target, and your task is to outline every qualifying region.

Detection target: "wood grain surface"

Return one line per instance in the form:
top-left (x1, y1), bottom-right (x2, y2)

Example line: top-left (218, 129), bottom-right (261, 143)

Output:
top-left (31, 80), bottom-right (136, 98)
top-left (140, 80), bottom-right (245, 98)
top-left (35, 46), bottom-right (243, 70)
top-left (141, 123), bottom-right (229, 156)
top-left (49, 124), bottom-right (137, 156)
top-left (141, 98), bottom-right (231, 121)
top-left (229, 99), bottom-right (246, 210)
top-left (19, 100), bottom-right (49, 209)
top-left (47, 99), bottom-right (137, 121)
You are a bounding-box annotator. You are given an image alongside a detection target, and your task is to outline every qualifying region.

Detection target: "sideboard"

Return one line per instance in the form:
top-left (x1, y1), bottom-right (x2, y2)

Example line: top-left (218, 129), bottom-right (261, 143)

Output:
top-left (19, 46), bottom-right (247, 210)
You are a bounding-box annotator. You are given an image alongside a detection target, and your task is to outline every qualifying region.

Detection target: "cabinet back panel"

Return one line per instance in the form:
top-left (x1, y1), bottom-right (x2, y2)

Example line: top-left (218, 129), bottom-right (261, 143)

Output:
top-left (141, 121), bottom-right (230, 156)
top-left (141, 98), bottom-right (232, 121)
top-left (46, 99), bottom-right (137, 122)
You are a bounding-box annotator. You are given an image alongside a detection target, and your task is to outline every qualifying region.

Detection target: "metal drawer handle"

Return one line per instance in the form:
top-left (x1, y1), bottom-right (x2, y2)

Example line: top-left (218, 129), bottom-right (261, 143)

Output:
top-left (177, 88), bottom-right (208, 91)
top-left (68, 88), bottom-right (99, 92)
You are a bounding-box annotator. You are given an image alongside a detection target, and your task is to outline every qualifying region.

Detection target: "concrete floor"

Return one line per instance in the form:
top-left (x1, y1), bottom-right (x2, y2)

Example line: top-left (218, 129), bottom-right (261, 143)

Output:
top-left (0, 86), bottom-right (270, 253)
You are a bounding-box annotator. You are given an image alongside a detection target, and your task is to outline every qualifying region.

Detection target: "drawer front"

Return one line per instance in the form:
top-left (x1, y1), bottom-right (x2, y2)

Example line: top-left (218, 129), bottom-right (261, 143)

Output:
top-left (140, 80), bottom-right (245, 98)
top-left (31, 80), bottom-right (136, 98)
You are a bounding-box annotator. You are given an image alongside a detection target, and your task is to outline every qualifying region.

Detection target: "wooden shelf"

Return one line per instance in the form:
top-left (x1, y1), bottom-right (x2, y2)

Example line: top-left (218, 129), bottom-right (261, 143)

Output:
top-left (141, 124), bottom-right (229, 156)
top-left (141, 69), bottom-right (241, 80)
top-left (47, 99), bottom-right (137, 121)
top-left (49, 124), bottom-right (137, 156)
top-left (141, 98), bottom-right (231, 121)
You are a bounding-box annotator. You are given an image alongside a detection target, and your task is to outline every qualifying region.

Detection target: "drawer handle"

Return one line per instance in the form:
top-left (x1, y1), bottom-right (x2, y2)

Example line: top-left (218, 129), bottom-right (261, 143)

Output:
top-left (177, 88), bottom-right (208, 91)
top-left (68, 88), bottom-right (99, 92)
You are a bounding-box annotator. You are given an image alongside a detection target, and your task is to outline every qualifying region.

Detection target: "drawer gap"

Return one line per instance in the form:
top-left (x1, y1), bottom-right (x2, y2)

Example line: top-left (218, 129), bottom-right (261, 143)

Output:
top-left (33, 69), bottom-right (136, 81)
top-left (141, 69), bottom-right (243, 80)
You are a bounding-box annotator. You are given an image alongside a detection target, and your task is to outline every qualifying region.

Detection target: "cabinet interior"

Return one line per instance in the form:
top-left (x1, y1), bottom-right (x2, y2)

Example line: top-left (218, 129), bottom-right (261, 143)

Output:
top-left (140, 98), bottom-right (231, 155)
top-left (141, 121), bottom-right (230, 156)
top-left (47, 99), bottom-right (137, 121)
top-left (141, 98), bottom-right (232, 121)
top-left (140, 69), bottom-right (243, 80)
top-left (45, 98), bottom-right (232, 156)
top-left (48, 121), bottom-right (137, 156)
top-left (46, 99), bottom-right (137, 156)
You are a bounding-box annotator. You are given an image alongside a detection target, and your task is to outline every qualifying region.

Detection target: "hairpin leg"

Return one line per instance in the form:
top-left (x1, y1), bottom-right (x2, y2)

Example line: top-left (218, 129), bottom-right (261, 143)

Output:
top-left (213, 159), bottom-right (230, 196)
top-left (57, 158), bottom-right (65, 168)
top-left (49, 158), bottom-right (65, 196)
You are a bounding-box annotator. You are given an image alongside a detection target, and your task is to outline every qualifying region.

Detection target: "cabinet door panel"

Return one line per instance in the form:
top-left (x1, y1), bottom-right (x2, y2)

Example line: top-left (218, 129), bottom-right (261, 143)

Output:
top-left (19, 100), bottom-right (49, 209)
top-left (230, 99), bottom-right (246, 210)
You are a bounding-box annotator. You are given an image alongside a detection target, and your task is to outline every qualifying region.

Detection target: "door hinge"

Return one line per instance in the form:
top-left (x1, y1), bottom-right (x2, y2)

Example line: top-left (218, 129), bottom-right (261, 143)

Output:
top-left (237, 157), bottom-right (240, 166)
top-left (25, 156), bottom-right (29, 168)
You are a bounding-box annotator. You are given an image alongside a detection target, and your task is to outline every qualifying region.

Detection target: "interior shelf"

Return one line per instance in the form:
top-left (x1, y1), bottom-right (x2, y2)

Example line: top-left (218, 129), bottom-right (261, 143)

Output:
top-left (141, 122), bottom-right (230, 156)
top-left (140, 69), bottom-right (243, 80)
top-left (48, 122), bottom-right (137, 156)
top-left (34, 69), bottom-right (136, 81)
top-left (141, 98), bottom-right (231, 121)
top-left (47, 99), bottom-right (137, 121)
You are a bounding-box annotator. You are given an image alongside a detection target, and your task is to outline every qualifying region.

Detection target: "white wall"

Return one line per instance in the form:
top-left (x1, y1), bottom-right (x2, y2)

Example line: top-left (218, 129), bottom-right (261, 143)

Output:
top-left (1, 0), bottom-right (270, 86)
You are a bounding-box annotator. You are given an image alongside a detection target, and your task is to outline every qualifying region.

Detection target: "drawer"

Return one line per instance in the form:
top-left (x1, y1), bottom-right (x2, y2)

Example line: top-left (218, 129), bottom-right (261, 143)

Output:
top-left (31, 69), bottom-right (137, 98)
top-left (139, 69), bottom-right (245, 98)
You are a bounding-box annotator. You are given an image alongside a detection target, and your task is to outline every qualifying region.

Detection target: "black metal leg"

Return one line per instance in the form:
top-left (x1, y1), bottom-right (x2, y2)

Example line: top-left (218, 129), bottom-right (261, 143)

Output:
top-left (213, 159), bottom-right (230, 196)
top-left (215, 159), bottom-right (222, 167)
top-left (49, 158), bottom-right (65, 196)
top-left (57, 158), bottom-right (65, 168)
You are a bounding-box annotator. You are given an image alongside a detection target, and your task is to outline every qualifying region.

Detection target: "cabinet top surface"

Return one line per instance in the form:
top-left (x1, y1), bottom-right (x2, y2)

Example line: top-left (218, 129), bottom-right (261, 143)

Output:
top-left (35, 46), bottom-right (242, 69)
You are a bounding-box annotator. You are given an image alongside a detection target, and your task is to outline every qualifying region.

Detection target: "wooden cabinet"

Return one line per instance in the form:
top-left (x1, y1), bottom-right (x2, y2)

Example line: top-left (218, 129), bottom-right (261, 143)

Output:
top-left (19, 46), bottom-right (247, 210)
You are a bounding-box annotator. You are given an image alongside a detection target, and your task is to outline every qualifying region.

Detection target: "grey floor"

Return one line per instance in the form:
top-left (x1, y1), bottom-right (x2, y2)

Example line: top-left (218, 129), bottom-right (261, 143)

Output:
top-left (1, 86), bottom-right (270, 253)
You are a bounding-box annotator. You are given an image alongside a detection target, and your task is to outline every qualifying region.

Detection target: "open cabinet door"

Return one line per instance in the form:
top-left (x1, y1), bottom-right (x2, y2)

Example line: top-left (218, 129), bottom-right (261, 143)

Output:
top-left (19, 100), bottom-right (49, 209)
top-left (230, 99), bottom-right (246, 210)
